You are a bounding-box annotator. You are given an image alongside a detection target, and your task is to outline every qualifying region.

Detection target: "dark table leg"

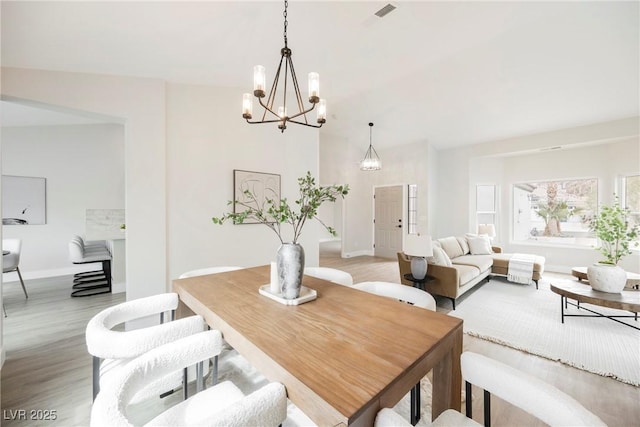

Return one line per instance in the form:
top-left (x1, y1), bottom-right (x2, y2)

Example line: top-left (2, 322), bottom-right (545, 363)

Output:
top-left (410, 381), bottom-right (420, 425)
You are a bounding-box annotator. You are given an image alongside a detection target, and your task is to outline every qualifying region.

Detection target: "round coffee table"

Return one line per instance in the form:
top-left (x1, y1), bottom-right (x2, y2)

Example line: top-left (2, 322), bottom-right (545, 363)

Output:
top-left (571, 266), bottom-right (640, 289)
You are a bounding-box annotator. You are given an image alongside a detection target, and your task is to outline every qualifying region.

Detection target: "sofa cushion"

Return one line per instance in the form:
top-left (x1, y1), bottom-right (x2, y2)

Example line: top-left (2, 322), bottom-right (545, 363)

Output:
top-left (439, 237), bottom-right (464, 259)
top-left (467, 235), bottom-right (493, 255)
top-left (456, 236), bottom-right (470, 255)
top-left (428, 246), bottom-right (452, 267)
top-left (452, 264), bottom-right (481, 287)
top-left (452, 255), bottom-right (493, 272)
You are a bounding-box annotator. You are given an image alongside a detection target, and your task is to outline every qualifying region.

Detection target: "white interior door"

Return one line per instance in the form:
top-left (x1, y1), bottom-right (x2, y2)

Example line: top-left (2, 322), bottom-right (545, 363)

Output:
top-left (374, 186), bottom-right (403, 258)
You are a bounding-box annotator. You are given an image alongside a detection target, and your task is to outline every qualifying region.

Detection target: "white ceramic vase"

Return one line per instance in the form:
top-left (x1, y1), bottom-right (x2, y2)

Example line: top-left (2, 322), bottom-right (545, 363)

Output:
top-left (587, 263), bottom-right (627, 293)
top-left (277, 243), bottom-right (305, 299)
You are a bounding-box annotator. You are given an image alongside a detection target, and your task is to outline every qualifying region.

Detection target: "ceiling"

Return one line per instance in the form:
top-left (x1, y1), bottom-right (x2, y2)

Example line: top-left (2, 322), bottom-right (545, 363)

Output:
top-left (1, 1), bottom-right (638, 150)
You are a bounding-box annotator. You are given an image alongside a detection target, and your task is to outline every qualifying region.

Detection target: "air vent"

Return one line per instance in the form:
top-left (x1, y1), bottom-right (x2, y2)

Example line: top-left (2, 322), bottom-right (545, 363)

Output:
top-left (375, 3), bottom-right (396, 18)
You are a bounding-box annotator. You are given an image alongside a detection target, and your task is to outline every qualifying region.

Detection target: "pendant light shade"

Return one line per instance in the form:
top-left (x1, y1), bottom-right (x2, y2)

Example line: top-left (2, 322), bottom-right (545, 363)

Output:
top-left (360, 122), bottom-right (382, 171)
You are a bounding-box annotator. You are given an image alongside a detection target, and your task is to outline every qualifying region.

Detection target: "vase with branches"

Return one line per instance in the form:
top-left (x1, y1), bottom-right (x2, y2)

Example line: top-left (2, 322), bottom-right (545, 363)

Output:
top-left (212, 171), bottom-right (348, 298)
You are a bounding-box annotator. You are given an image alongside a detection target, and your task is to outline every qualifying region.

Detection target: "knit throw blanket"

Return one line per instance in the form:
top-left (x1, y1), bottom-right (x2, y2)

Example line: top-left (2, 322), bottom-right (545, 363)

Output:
top-left (507, 253), bottom-right (536, 284)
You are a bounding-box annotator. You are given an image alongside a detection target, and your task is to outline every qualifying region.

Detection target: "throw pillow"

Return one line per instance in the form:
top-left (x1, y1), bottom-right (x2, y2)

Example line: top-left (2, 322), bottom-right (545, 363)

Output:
top-left (468, 236), bottom-right (493, 255)
top-left (428, 246), bottom-right (452, 267)
top-left (456, 236), bottom-right (470, 255)
top-left (439, 236), bottom-right (464, 259)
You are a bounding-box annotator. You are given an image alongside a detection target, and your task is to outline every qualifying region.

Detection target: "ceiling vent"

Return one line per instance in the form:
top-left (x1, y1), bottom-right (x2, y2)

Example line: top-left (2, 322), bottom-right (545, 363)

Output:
top-left (375, 4), bottom-right (397, 18)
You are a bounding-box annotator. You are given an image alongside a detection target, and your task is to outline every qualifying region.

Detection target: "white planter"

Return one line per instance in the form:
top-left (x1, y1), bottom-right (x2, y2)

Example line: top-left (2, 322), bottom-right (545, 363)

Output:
top-left (587, 263), bottom-right (627, 293)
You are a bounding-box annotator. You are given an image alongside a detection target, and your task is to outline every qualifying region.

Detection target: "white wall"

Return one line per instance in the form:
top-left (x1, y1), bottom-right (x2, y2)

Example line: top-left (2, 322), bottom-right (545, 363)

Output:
top-left (2, 67), bottom-right (167, 302)
top-left (320, 133), bottom-right (433, 257)
top-left (165, 83), bottom-right (320, 280)
top-left (2, 124), bottom-right (124, 277)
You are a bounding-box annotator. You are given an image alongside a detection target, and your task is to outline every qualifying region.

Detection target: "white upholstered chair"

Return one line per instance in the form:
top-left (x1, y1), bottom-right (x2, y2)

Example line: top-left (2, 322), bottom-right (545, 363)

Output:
top-left (304, 267), bottom-right (353, 286)
top-left (178, 266), bottom-right (243, 279)
top-left (355, 281), bottom-right (436, 424)
top-left (375, 351), bottom-right (606, 427)
top-left (86, 293), bottom-right (208, 402)
top-left (2, 238), bottom-right (28, 299)
top-left (353, 281), bottom-right (436, 311)
top-left (90, 330), bottom-right (288, 427)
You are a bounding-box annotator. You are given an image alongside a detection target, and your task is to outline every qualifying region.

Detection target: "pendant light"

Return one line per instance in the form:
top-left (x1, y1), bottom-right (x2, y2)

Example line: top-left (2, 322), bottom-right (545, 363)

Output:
top-left (360, 122), bottom-right (382, 171)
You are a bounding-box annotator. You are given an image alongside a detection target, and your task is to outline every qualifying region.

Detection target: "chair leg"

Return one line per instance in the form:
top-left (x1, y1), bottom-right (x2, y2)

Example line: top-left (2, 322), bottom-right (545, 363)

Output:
top-left (103, 260), bottom-right (112, 292)
top-left (3, 304), bottom-right (7, 318)
top-left (483, 389), bottom-right (491, 427)
top-left (16, 267), bottom-right (28, 299)
top-left (211, 355), bottom-right (219, 386)
top-left (183, 368), bottom-right (188, 400)
top-left (465, 381), bottom-right (472, 417)
top-left (93, 356), bottom-right (101, 401)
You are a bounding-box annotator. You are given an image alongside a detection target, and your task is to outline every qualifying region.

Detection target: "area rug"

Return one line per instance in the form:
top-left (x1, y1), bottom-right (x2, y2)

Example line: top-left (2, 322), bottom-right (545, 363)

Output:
top-left (449, 278), bottom-right (640, 386)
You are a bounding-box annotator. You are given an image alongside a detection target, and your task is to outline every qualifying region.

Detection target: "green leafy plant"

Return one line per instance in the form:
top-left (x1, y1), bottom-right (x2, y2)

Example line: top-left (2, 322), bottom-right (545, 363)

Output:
top-left (589, 196), bottom-right (639, 265)
top-left (212, 171), bottom-right (349, 244)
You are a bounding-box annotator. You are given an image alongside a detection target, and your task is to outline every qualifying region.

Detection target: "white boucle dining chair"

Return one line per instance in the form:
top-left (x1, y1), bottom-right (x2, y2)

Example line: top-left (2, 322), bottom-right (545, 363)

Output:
top-left (353, 281), bottom-right (436, 311)
top-left (90, 330), bottom-right (288, 427)
top-left (86, 293), bottom-right (208, 402)
top-left (304, 267), bottom-right (353, 286)
top-left (355, 281), bottom-right (436, 424)
top-left (375, 351), bottom-right (607, 427)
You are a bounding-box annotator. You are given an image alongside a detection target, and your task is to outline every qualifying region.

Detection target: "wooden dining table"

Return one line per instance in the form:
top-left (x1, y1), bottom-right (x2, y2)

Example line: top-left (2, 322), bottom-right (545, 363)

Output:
top-left (173, 265), bottom-right (463, 427)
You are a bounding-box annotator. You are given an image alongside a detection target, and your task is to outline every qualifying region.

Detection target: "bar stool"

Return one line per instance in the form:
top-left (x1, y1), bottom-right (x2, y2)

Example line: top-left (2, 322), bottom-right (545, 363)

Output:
top-left (69, 235), bottom-right (112, 297)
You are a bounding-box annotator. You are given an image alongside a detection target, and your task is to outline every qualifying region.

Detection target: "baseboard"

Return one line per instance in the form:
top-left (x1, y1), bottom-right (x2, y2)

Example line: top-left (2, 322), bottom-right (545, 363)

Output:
top-left (543, 264), bottom-right (573, 274)
top-left (2, 265), bottom-right (100, 282)
top-left (4, 266), bottom-right (125, 294)
top-left (342, 249), bottom-right (375, 258)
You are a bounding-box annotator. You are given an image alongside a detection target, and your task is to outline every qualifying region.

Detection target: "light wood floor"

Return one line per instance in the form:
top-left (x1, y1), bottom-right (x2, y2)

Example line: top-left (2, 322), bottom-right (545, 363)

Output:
top-left (1, 245), bottom-right (638, 426)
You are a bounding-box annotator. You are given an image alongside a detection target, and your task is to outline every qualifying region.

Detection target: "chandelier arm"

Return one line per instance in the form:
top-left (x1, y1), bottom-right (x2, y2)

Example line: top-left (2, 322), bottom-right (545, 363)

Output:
top-left (287, 119), bottom-right (322, 129)
top-left (245, 118), bottom-right (288, 125)
top-left (287, 103), bottom-right (316, 121)
top-left (256, 96), bottom-right (282, 120)
top-left (261, 52), bottom-right (287, 121)
top-left (282, 52), bottom-right (290, 115)
top-left (287, 56), bottom-right (308, 124)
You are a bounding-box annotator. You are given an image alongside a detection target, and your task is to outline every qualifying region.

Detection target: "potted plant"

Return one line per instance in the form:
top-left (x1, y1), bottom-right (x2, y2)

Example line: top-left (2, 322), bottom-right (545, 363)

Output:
top-left (587, 196), bottom-right (639, 293)
top-left (212, 171), bottom-right (348, 299)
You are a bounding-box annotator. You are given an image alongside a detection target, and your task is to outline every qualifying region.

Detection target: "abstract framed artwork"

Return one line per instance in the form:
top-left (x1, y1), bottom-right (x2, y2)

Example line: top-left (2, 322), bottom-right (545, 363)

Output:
top-left (233, 170), bottom-right (281, 224)
top-left (2, 175), bottom-right (47, 225)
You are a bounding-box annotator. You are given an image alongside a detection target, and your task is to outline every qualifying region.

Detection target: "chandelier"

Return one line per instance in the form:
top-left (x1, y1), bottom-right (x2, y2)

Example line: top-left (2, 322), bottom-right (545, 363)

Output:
top-left (360, 123), bottom-right (382, 171)
top-left (242, 0), bottom-right (326, 132)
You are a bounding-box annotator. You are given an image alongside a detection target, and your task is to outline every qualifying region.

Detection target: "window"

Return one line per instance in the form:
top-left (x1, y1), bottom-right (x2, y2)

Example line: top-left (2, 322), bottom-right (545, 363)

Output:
top-left (476, 185), bottom-right (496, 234)
top-left (623, 175), bottom-right (640, 247)
top-left (512, 178), bottom-right (597, 246)
top-left (407, 184), bottom-right (417, 234)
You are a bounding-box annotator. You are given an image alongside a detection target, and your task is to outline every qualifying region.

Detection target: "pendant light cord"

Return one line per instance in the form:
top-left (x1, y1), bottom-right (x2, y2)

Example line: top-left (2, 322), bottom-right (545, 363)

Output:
top-left (283, 0), bottom-right (288, 48)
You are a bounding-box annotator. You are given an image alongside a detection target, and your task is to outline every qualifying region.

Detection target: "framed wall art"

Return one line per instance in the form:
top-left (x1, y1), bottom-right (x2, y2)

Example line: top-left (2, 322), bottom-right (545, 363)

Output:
top-left (233, 170), bottom-right (281, 224)
top-left (2, 175), bottom-right (47, 225)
